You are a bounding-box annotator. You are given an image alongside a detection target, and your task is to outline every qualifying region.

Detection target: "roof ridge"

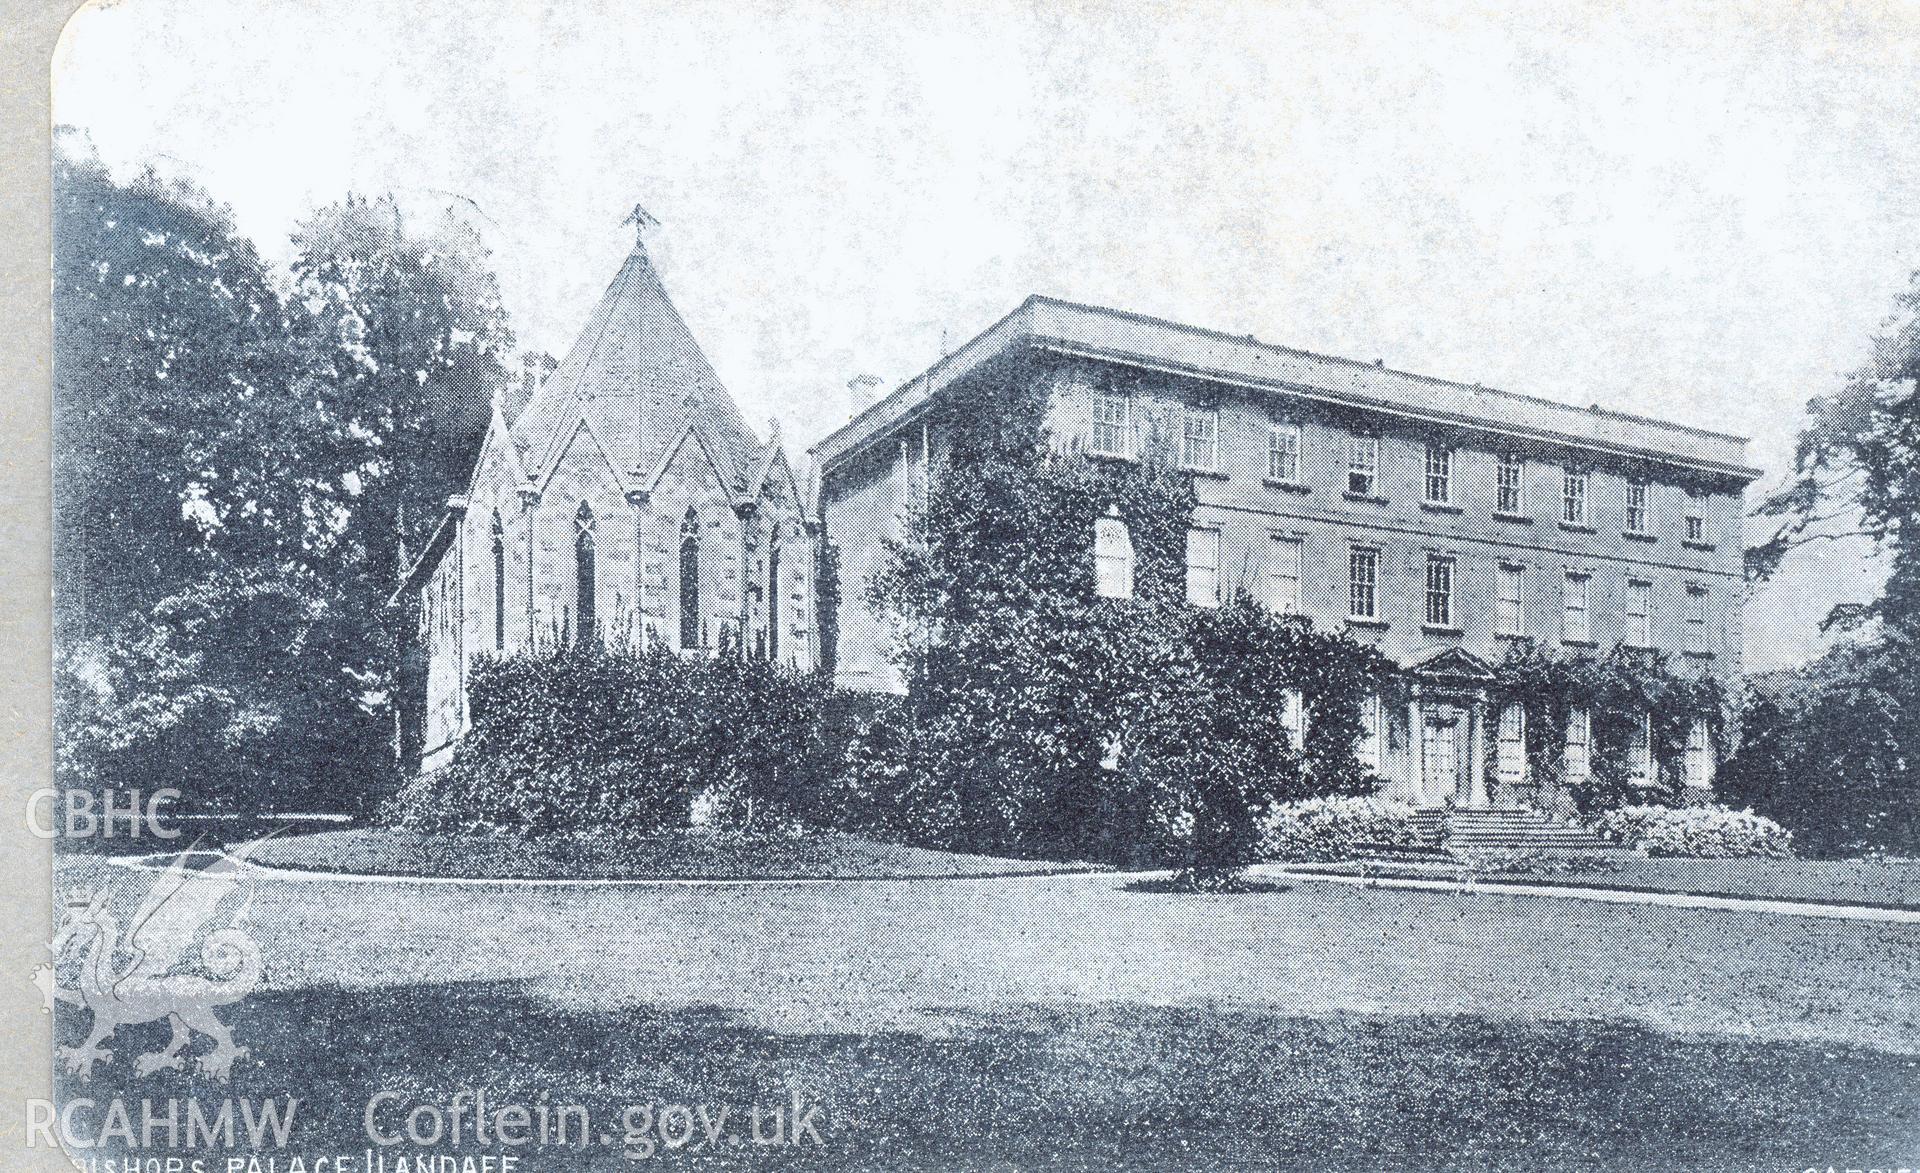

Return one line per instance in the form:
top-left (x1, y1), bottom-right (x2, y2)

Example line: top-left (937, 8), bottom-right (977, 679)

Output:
top-left (1024, 294), bottom-right (1751, 445)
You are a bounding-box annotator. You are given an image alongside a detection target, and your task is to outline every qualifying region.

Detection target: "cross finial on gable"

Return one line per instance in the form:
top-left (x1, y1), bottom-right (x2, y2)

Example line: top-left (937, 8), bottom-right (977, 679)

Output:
top-left (623, 202), bottom-right (661, 248)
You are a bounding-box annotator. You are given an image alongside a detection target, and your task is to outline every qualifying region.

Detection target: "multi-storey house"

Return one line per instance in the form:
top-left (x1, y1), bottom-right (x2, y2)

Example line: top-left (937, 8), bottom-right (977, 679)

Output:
top-left (812, 296), bottom-right (1759, 808)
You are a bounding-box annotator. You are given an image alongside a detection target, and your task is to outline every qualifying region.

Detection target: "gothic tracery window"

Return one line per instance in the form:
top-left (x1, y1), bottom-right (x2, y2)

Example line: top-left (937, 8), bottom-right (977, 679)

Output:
top-left (679, 509), bottom-right (701, 650)
top-left (574, 501), bottom-right (596, 645)
top-left (490, 511), bottom-right (506, 652)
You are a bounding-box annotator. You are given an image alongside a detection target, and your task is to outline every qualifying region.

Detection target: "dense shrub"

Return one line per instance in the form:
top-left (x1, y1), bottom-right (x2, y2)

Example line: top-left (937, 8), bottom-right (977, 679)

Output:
top-left (1589, 803), bottom-right (1794, 858)
top-left (1720, 645), bottom-right (1918, 857)
top-left (381, 643), bottom-right (830, 836)
top-left (1259, 796), bottom-right (1419, 862)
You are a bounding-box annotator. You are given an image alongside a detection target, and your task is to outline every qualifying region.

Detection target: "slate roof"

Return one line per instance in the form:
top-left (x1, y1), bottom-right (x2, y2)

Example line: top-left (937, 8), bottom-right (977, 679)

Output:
top-left (510, 241), bottom-right (761, 493)
top-left (812, 295), bottom-right (1760, 481)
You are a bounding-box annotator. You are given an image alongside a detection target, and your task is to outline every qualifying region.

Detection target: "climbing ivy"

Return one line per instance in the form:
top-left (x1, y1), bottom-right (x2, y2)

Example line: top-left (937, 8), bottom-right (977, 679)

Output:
top-left (857, 366), bottom-right (1397, 880)
top-left (1484, 640), bottom-right (1727, 815)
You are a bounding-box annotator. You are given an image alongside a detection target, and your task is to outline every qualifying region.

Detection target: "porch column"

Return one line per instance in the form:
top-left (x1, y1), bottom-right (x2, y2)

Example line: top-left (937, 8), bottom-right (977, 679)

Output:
top-left (1406, 687), bottom-right (1424, 804)
top-left (1467, 692), bottom-right (1489, 807)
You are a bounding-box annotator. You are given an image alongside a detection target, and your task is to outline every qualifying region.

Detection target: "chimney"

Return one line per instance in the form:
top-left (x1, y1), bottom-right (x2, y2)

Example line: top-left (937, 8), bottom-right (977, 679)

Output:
top-left (847, 374), bottom-right (882, 418)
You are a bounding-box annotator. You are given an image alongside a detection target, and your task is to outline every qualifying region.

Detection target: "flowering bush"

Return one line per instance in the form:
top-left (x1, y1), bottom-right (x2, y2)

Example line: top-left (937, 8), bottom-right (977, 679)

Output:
top-left (1259, 796), bottom-right (1419, 862)
top-left (1589, 803), bottom-right (1794, 858)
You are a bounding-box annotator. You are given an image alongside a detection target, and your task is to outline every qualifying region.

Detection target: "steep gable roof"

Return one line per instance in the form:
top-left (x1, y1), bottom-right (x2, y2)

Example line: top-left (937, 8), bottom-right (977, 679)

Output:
top-left (512, 236), bottom-right (761, 493)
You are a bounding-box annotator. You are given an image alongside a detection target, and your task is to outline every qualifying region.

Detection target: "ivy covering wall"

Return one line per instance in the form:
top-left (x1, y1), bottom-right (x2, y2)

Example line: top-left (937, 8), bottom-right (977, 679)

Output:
top-left (1484, 640), bottom-right (1728, 814)
top-left (853, 368), bottom-right (1397, 879)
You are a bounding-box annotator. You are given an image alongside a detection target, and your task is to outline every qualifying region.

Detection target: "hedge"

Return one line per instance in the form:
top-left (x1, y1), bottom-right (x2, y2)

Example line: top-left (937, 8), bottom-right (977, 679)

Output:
top-left (382, 643), bottom-right (831, 836)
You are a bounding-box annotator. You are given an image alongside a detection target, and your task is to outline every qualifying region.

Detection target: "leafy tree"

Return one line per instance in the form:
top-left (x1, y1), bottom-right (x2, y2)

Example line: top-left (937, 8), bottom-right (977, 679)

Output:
top-left (53, 155), bottom-right (531, 815)
top-left (1737, 270), bottom-right (1918, 854)
top-left (52, 146), bottom-right (393, 813)
top-left (1721, 644), bottom-right (1915, 856)
top-left (288, 195), bottom-right (524, 777)
top-left (53, 148), bottom-right (320, 639)
top-left (1747, 270), bottom-right (1920, 635)
top-left (288, 194), bottom-right (518, 587)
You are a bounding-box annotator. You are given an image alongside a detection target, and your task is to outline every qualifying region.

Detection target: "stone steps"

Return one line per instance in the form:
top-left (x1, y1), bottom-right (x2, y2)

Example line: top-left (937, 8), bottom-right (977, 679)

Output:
top-left (1411, 806), bottom-right (1613, 853)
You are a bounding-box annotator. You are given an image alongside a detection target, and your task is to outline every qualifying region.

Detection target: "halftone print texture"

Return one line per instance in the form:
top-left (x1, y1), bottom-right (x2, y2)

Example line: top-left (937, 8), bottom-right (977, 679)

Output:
top-left (40, 1), bottom-right (1920, 1169)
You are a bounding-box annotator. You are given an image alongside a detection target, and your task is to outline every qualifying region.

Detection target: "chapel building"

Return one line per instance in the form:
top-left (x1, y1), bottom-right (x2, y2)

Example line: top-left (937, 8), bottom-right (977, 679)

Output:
top-left (397, 216), bottom-right (814, 771)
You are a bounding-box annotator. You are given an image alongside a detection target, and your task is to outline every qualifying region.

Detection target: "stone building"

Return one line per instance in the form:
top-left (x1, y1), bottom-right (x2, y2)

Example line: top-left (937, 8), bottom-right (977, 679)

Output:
top-left (397, 218), bottom-right (813, 770)
top-left (811, 296), bottom-right (1760, 808)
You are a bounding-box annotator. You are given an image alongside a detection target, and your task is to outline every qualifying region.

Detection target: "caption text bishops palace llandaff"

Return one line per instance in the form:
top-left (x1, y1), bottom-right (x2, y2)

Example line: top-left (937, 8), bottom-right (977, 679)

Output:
top-left (400, 226), bottom-right (1759, 806)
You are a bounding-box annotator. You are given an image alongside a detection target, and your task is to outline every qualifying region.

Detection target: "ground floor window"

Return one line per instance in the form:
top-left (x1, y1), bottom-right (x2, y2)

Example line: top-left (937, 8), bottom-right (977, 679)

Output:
top-left (1564, 708), bottom-right (1591, 782)
top-left (1684, 718), bottom-right (1714, 788)
top-left (1094, 510), bottom-right (1135, 599)
top-left (1630, 710), bottom-right (1654, 783)
top-left (1186, 527), bottom-right (1220, 607)
top-left (1357, 692), bottom-right (1383, 772)
top-left (1281, 688), bottom-right (1306, 750)
top-left (1496, 703), bottom-right (1526, 785)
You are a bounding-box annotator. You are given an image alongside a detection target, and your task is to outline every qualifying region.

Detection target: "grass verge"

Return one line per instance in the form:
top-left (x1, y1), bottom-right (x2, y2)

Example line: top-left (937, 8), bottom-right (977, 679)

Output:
top-left (1283, 855), bottom-right (1920, 909)
top-left (238, 826), bottom-right (1097, 880)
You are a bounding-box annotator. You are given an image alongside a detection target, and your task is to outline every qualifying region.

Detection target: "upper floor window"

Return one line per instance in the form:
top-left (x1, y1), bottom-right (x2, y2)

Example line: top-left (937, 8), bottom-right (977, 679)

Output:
top-left (1348, 545), bottom-right (1379, 619)
top-left (1267, 534), bottom-right (1302, 614)
top-left (1686, 512), bottom-right (1706, 543)
top-left (1423, 445), bottom-right (1453, 504)
top-left (1496, 563), bottom-right (1524, 635)
top-left (1092, 389), bottom-right (1131, 457)
top-left (1347, 435), bottom-right (1379, 496)
top-left (1424, 555), bottom-right (1455, 628)
top-left (1625, 481), bottom-right (1650, 534)
top-left (1181, 404), bottom-right (1217, 471)
top-left (1625, 578), bottom-right (1652, 647)
top-left (1562, 469), bottom-right (1589, 526)
top-left (1685, 584), bottom-right (1710, 653)
top-left (1267, 422), bottom-right (1302, 483)
top-left (1093, 509), bottom-right (1135, 600)
top-left (1496, 452), bottom-right (1525, 514)
top-left (1185, 527), bottom-right (1220, 607)
top-left (1562, 570), bottom-right (1591, 643)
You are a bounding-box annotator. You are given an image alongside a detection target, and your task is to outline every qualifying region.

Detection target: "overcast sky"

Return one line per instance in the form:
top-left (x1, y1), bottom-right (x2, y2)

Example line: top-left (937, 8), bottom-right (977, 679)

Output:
top-left (53, 0), bottom-right (1920, 670)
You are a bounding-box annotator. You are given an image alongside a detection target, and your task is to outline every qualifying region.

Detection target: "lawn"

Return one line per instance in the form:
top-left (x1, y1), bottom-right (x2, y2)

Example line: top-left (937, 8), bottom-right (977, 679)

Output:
top-left (47, 854), bottom-right (1920, 1169)
top-left (1279, 854), bottom-right (1920, 910)
top-left (54, 988), bottom-right (1920, 1171)
top-left (240, 825), bottom-right (1095, 880)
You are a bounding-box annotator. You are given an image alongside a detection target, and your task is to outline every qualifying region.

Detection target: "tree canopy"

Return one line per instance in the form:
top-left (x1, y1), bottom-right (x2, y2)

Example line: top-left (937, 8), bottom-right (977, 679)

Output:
top-left (53, 144), bottom-right (530, 813)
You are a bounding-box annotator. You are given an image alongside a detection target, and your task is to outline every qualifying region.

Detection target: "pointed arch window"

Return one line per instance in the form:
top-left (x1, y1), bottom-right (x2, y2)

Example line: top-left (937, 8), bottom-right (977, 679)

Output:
top-left (679, 509), bottom-right (702, 650)
top-left (490, 511), bottom-right (506, 652)
top-left (767, 536), bottom-right (782, 663)
top-left (574, 502), bottom-right (596, 645)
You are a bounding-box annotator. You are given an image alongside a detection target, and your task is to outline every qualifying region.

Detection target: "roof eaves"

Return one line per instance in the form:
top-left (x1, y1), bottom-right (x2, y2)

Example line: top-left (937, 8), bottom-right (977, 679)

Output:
top-left (1024, 294), bottom-right (1753, 446)
top-left (390, 510), bottom-right (458, 605)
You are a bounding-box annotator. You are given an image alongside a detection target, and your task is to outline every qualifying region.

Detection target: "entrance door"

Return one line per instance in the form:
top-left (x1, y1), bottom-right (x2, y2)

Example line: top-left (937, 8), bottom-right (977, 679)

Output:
top-left (1420, 710), bottom-right (1461, 805)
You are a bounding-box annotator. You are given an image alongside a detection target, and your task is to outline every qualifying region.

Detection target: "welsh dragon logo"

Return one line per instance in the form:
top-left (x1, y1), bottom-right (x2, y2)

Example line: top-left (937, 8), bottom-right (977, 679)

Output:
top-left (38, 839), bottom-right (268, 1082)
